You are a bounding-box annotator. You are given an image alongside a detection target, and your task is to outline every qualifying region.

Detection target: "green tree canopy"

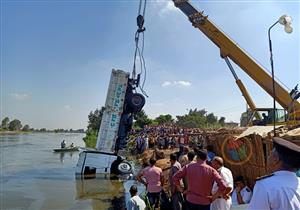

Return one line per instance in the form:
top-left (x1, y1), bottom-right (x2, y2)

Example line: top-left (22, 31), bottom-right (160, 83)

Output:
top-left (1, 117), bottom-right (9, 129)
top-left (84, 107), bottom-right (105, 148)
top-left (218, 116), bottom-right (226, 126)
top-left (8, 119), bottom-right (22, 131)
top-left (176, 108), bottom-right (226, 128)
top-left (206, 113), bottom-right (218, 124)
top-left (154, 114), bottom-right (174, 125)
top-left (176, 108), bottom-right (207, 128)
top-left (134, 110), bottom-right (152, 129)
top-left (87, 107), bottom-right (105, 131)
top-left (22, 125), bottom-right (30, 131)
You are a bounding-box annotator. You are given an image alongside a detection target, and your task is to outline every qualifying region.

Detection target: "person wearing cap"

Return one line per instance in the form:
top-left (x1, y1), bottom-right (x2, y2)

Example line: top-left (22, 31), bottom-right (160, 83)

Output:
top-left (173, 149), bottom-right (232, 210)
top-left (127, 185), bottom-right (146, 210)
top-left (248, 137), bottom-right (300, 210)
top-left (231, 176), bottom-right (252, 205)
top-left (210, 156), bottom-right (234, 210)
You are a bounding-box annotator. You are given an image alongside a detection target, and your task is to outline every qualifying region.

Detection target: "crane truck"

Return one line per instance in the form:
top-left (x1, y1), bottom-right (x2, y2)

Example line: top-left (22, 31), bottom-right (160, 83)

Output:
top-left (172, 0), bottom-right (300, 127)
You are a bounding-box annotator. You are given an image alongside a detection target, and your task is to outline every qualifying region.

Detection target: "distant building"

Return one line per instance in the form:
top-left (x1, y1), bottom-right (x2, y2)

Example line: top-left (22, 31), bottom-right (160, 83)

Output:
top-left (225, 122), bottom-right (239, 127)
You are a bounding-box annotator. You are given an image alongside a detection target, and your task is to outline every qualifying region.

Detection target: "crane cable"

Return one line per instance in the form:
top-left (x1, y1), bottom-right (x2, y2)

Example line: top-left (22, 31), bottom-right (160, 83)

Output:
top-left (132, 0), bottom-right (148, 97)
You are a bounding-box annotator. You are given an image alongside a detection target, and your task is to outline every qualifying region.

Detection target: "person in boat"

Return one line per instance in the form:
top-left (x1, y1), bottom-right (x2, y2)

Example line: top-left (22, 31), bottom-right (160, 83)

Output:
top-left (69, 143), bottom-right (74, 148)
top-left (61, 140), bottom-right (66, 148)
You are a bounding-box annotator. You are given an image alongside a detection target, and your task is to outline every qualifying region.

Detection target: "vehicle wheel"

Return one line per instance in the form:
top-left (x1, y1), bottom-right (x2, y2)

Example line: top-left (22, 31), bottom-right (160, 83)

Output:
top-left (117, 160), bottom-right (133, 174)
top-left (128, 93), bottom-right (145, 113)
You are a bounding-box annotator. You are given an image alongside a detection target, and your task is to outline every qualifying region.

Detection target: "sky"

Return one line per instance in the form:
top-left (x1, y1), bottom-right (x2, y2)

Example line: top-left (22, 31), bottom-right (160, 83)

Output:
top-left (1, 0), bottom-right (299, 130)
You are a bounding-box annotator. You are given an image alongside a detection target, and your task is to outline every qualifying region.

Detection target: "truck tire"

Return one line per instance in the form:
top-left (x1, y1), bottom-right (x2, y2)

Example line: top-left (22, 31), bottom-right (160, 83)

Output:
top-left (117, 160), bottom-right (133, 174)
top-left (111, 159), bottom-right (133, 175)
top-left (128, 93), bottom-right (145, 113)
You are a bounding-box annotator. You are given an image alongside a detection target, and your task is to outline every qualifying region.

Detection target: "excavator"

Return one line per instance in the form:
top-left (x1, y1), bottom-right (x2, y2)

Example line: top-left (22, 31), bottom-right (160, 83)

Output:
top-left (172, 0), bottom-right (300, 127)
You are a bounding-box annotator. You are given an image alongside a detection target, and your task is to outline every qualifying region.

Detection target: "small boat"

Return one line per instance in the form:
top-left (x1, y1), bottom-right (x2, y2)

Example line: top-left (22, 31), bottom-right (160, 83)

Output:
top-left (53, 146), bottom-right (79, 152)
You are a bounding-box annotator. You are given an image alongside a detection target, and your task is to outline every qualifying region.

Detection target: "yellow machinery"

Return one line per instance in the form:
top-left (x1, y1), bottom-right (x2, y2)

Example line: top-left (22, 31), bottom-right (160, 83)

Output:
top-left (172, 0), bottom-right (300, 127)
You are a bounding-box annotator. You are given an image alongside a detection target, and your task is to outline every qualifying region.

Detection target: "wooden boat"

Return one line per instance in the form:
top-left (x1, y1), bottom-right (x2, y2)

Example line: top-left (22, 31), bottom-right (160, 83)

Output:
top-left (53, 146), bottom-right (79, 152)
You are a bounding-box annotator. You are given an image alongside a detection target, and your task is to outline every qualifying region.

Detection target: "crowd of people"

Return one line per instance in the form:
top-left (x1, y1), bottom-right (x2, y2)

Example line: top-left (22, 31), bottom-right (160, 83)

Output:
top-left (126, 125), bottom-right (300, 210)
top-left (134, 147), bottom-right (253, 210)
top-left (131, 125), bottom-right (206, 155)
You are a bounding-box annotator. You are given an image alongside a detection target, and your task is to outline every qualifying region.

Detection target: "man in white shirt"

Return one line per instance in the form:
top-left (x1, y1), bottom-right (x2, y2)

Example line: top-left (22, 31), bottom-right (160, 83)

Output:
top-left (248, 137), bottom-right (300, 210)
top-left (231, 176), bottom-right (252, 205)
top-left (210, 156), bottom-right (234, 210)
top-left (127, 185), bottom-right (146, 210)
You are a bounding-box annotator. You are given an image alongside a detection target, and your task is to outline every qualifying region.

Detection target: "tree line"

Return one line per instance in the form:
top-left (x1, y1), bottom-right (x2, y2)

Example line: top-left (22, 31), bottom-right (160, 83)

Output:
top-left (0, 117), bottom-right (30, 131)
top-left (84, 107), bottom-right (227, 147)
top-left (0, 117), bottom-right (84, 133)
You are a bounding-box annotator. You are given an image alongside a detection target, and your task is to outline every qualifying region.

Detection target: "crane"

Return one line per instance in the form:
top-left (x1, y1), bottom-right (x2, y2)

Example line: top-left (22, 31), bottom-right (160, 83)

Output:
top-left (172, 0), bottom-right (300, 127)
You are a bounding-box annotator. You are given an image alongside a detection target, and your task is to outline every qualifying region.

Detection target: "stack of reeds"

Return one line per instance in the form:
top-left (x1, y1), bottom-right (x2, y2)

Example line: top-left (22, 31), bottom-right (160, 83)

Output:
top-left (206, 133), bottom-right (273, 188)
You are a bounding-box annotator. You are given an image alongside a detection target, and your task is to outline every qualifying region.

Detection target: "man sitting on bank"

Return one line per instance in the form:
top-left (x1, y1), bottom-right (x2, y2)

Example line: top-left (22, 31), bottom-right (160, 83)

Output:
top-left (231, 176), bottom-right (252, 205)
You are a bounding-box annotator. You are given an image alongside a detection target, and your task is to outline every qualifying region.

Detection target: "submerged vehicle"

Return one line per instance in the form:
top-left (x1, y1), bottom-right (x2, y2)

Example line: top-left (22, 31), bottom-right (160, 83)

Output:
top-left (76, 69), bottom-right (145, 176)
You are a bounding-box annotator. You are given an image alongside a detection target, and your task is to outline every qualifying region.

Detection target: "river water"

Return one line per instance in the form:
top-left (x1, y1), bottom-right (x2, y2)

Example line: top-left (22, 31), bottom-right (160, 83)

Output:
top-left (0, 133), bottom-right (144, 210)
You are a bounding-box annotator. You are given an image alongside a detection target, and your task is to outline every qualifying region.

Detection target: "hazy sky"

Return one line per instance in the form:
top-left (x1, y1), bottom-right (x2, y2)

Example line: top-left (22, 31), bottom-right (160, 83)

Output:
top-left (1, 0), bottom-right (299, 130)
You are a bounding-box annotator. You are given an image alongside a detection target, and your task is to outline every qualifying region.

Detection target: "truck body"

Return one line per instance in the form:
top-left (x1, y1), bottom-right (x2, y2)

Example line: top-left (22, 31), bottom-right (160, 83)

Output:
top-left (76, 69), bottom-right (133, 176)
top-left (95, 69), bottom-right (129, 152)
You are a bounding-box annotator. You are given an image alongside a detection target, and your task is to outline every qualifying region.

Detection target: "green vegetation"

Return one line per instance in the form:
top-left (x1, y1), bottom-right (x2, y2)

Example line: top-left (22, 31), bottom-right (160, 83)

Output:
top-left (22, 124), bottom-right (30, 131)
top-left (1, 117), bottom-right (9, 130)
top-left (83, 130), bottom-right (98, 148)
top-left (154, 114), bottom-right (174, 125)
top-left (176, 108), bottom-right (225, 128)
top-left (133, 110), bottom-right (152, 129)
top-left (83, 107), bottom-right (105, 148)
top-left (1, 117), bottom-right (25, 132)
top-left (0, 117), bottom-right (84, 134)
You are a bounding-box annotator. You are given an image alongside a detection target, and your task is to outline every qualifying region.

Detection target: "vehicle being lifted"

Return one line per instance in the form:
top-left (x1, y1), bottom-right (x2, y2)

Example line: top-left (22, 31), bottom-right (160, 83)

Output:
top-left (75, 69), bottom-right (145, 176)
top-left (76, 0), bottom-right (147, 177)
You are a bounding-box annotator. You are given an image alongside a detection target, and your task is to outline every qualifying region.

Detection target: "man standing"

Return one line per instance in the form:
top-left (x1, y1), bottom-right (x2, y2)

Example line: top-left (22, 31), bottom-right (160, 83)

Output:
top-left (137, 157), bottom-right (164, 208)
top-left (169, 153), bottom-right (184, 210)
top-left (127, 185), bottom-right (146, 210)
top-left (248, 137), bottom-right (300, 210)
top-left (173, 149), bottom-right (231, 210)
top-left (231, 176), bottom-right (252, 205)
top-left (210, 156), bottom-right (234, 210)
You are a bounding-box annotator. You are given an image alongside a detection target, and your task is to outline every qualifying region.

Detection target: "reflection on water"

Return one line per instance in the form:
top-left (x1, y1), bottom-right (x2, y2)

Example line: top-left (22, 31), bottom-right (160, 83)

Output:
top-left (75, 175), bottom-right (145, 210)
top-left (1, 133), bottom-right (144, 210)
top-left (59, 152), bottom-right (76, 163)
